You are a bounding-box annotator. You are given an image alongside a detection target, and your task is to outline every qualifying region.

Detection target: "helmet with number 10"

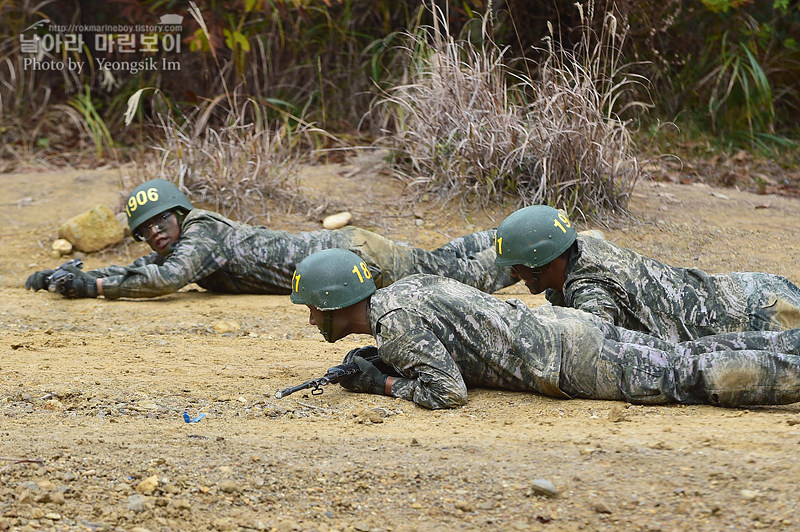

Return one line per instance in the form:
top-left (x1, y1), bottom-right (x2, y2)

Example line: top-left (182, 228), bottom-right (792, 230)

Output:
top-left (290, 249), bottom-right (376, 311)
top-left (494, 205), bottom-right (577, 268)
top-left (125, 179), bottom-right (194, 240)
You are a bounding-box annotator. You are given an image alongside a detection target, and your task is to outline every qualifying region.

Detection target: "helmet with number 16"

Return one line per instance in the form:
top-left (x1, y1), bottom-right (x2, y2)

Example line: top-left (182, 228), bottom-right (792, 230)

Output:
top-left (290, 249), bottom-right (376, 311)
top-left (494, 205), bottom-right (577, 268)
top-left (126, 179), bottom-right (193, 240)
top-left (291, 249), bottom-right (376, 343)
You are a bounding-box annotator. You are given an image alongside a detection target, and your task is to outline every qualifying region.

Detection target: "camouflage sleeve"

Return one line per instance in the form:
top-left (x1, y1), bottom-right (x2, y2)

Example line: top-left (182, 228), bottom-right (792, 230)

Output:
top-left (97, 231), bottom-right (227, 300)
top-left (85, 253), bottom-right (161, 279)
top-left (378, 314), bottom-right (469, 409)
top-left (566, 278), bottom-right (626, 325)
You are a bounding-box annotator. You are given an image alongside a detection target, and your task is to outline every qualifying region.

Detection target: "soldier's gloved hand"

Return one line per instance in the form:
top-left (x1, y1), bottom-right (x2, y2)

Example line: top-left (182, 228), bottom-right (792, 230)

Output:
top-left (340, 355), bottom-right (388, 395)
top-left (25, 270), bottom-right (55, 291)
top-left (54, 265), bottom-right (98, 299)
top-left (342, 345), bottom-right (379, 365)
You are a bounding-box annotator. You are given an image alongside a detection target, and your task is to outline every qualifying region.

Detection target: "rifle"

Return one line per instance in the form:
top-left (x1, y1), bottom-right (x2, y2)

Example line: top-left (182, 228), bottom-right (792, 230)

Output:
top-left (46, 259), bottom-right (84, 293)
top-left (275, 354), bottom-right (380, 399)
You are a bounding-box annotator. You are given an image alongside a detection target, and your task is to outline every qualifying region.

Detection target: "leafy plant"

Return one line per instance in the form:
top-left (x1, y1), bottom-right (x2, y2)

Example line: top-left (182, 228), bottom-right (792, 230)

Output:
top-left (68, 85), bottom-right (115, 157)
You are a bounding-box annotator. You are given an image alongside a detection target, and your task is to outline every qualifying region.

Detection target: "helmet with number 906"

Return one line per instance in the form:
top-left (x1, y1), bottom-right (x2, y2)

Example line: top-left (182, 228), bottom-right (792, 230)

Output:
top-left (125, 179), bottom-right (194, 240)
top-left (290, 249), bottom-right (376, 310)
top-left (494, 205), bottom-right (577, 268)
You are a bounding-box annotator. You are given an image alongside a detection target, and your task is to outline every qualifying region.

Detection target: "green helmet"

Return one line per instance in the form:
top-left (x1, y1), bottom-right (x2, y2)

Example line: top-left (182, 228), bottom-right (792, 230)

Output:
top-left (125, 179), bottom-right (193, 240)
top-left (494, 205), bottom-right (577, 268)
top-left (290, 249), bottom-right (376, 311)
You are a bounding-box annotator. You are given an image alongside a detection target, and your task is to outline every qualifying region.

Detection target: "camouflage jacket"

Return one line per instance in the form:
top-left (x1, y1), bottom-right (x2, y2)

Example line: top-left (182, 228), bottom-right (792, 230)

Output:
top-left (92, 209), bottom-right (514, 299)
top-left (91, 209), bottom-right (346, 299)
top-left (367, 274), bottom-right (607, 409)
top-left (545, 236), bottom-right (797, 342)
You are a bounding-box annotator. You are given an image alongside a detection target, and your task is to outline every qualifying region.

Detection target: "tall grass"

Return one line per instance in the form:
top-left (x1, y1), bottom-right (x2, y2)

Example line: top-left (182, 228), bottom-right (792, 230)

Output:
top-left (0, 0), bottom-right (86, 169)
top-left (127, 89), bottom-right (332, 222)
top-left (372, 1), bottom-right (646, 216)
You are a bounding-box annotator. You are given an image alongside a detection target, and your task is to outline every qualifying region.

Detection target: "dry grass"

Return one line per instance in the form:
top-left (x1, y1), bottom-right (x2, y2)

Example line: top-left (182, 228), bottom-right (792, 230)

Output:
top-left (128, 90), bottom-right (334, 222)
top-left (372, 1), bottom-right (648, 218)
top-left (0, 1), bottom-right (93, 171)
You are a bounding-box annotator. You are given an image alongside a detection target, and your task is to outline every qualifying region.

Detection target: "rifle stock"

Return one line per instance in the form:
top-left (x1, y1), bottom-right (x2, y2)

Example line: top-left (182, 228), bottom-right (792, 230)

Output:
top-left (275, 354), bottom-right (380, 399)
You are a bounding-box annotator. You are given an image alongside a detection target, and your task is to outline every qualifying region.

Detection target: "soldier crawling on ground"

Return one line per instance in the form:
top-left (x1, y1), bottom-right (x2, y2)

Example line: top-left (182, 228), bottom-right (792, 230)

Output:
top-left (24, 179), bottom-right (514, 300)
top-left (494, 205), bottom-right (800, 342)
top-left (289, 248), bottom-right (800, 410)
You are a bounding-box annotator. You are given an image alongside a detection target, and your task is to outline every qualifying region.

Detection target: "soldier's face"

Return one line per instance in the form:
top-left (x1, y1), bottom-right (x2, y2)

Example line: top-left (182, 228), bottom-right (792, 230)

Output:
top-left (510, 264), bottom-right (543, 294)
top-left (308, 306), bottom-right (344, 342)
top-left (139, 211), bottom-right (181, 255)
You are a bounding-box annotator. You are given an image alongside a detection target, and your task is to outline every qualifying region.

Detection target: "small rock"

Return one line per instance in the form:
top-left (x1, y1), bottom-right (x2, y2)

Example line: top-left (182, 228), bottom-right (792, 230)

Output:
top-left (529, 479), bottom-right (558, 498)
top-left (136, 474), bottom-right (159, 495)
top-left (355, 409), bottom-right (384, 424)
top-left (607, 405), bottom-right (629, 422)
top-left (34, 492), bottom-right (52, 503)
top-left (36, 480), bottom-right (55, 490)
top-left (219, 480), bottom-right (240, 494)
top-left (322, 211), bottom-right (352, 229)
top-left (44, 513), bottom-right (61, 520)
top-left (211, 518), bottom-right (236, 531)
top-left (44, 399), bottom-right (65, 411)
top-left (127, 494), bottom-right (148, 513)
top-left (740, 489), bottom-right (760, 500)
top-left (212, 320), bottom-right (241, 334)
top-left (592, 501), bottom-right (613, 514)
top-left (51, 492), bottom-right (66, 505)
top-left (51, 239), bottom-right (73, 255)
top-left (578, 229), bottom-right (606, 241)
top-left (455, 500), bottom-right (474, 512)
top-left (173, 499), bottom-right (191, 510)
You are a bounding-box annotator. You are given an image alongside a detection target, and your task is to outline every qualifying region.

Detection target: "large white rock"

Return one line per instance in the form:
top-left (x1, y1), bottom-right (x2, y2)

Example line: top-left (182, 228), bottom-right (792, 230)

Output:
top-left (322, 211), bottom-right (353, 229)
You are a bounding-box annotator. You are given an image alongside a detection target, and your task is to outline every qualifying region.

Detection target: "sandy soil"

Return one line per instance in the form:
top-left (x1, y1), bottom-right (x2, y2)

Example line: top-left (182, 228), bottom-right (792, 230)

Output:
top-left (2, 163), bottom-right (800, 532)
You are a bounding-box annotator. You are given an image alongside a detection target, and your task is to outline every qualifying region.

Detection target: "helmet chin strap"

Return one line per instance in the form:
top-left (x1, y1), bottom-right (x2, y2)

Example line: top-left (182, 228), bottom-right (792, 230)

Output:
top-left (321, 310), bottom-right (335, 343)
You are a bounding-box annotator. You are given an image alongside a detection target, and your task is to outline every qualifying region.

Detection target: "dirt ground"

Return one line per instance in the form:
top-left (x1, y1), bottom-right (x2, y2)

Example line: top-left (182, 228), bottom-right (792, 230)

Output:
top-left (2, 161), bottom-right (800, 532)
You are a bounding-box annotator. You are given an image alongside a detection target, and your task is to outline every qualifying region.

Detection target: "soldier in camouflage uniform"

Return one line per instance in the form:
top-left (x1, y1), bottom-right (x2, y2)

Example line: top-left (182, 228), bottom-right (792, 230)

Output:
top-left (25, 179), bottom-right (513, 299)
top-left (494, 205), bottom-right (800, 343)
top-left (290, 248), bottom-right (800, 409)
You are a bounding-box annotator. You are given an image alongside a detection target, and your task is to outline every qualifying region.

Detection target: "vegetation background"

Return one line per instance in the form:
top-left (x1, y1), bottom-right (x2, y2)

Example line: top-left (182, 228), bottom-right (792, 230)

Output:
top-left (3, 5), bottom-right (800, 529)
top-left (1, 0), bottom-right (798, 219)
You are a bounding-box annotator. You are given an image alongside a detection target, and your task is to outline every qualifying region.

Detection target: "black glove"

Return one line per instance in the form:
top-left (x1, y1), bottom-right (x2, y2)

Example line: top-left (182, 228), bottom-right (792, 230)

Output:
top-left (339, 355), bottom-right (389, 395)
top-left (52, 265), bottom-right (98, 299)
top-left (25, 270), bottom-right (55, 291)
top-left (342, 345), bottom-right (379, 365)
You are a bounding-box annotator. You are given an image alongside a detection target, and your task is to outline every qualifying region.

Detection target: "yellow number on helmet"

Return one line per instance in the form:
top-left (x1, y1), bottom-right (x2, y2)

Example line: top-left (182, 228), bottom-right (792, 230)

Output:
top-left (292, 272), bottom-right (301, 292)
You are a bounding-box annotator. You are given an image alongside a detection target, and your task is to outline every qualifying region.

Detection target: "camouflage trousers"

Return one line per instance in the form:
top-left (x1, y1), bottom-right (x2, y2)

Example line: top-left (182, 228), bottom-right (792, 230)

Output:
top-left (559, 327), bottom-right (800, 407)
top-left (734, 273), bottom-right (800, 332)
top-left (336, 227), bottom-right (514, 293)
